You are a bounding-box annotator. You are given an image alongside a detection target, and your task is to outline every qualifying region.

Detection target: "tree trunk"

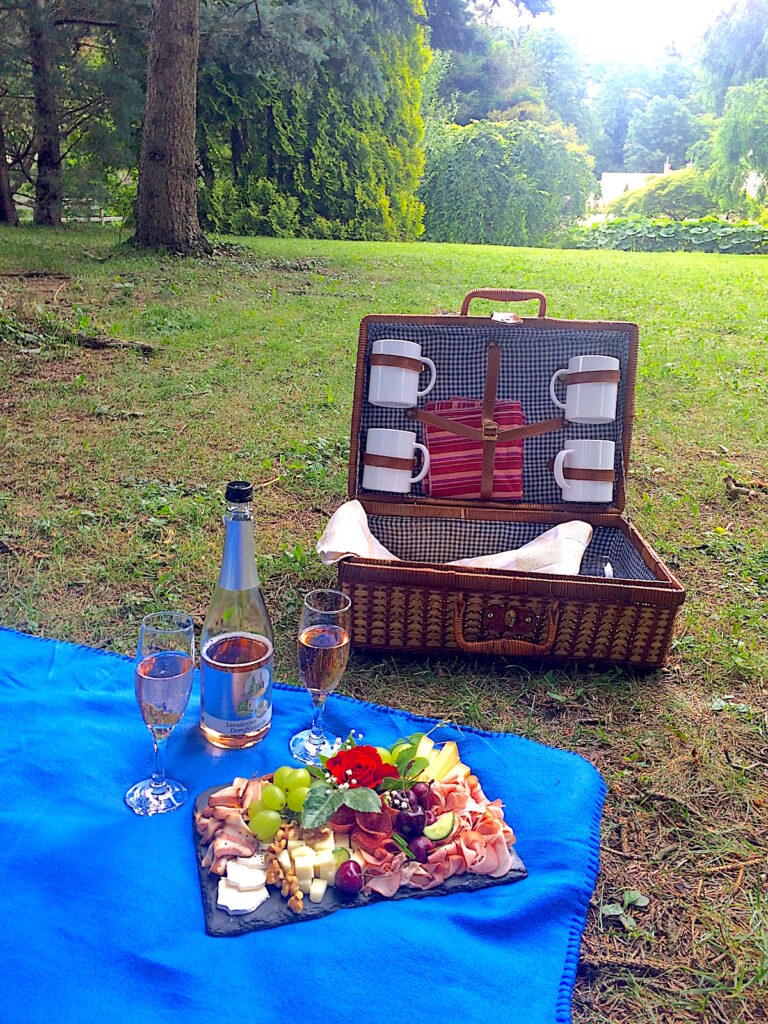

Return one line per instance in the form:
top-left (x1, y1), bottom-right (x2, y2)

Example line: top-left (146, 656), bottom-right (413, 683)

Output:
top-left (0, 113), bottom-right (19, 227)
top-left (27, 0), bottom-right (62, 227)
top-left (133, 0), bottom-right (210, 253)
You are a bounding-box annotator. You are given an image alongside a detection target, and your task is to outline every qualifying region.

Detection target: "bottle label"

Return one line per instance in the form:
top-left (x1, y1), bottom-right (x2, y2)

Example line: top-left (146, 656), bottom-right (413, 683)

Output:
top-left (201, 632), bottom-right (273, 736)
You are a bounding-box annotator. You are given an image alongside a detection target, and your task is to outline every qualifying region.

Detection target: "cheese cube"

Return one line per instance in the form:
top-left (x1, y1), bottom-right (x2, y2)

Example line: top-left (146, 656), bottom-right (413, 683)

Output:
top-left (313, 850), bottom-right (336, 883)
top-left (286, 839), bottom-right (303, 852)
top-left (291, 845), bottom-right (315, 865)
top-left (333, 833), bottom-right (350, 850)
top-left (312, 835), bottom-right (336, 853)
top-left (293, 859), bottom-right (315, 886)
top-left (278, 848), bottom-right (292, 872)
top-left (298, 877), bottom-right (313, 895)
top-left (309, 878), bottom-right (327, 904)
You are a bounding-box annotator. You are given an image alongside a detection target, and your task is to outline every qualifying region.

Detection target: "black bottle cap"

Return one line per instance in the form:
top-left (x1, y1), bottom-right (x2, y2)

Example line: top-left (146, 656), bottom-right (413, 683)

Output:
top-left (225, 480), bottom-right (253, 503)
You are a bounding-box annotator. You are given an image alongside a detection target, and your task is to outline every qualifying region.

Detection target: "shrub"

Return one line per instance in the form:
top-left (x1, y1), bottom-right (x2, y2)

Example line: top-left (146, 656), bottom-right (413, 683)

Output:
top-left (564, 216), bottom-right (768, 254)
top-left (419, 119), bottom-right (595, 246)
top-left (608, 168), bottom-right (719, 220)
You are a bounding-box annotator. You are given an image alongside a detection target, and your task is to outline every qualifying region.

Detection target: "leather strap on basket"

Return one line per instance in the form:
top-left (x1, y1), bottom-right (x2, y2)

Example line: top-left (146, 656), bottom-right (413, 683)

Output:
top-left (480, 342), bottom-right (502, 499)
top-left (363, 453), bottom-right (414, 471)
top-left (370, 353), bottom-right (425, 374)
top-left (562, 369), bottom-right (620, 386)
top-left (562, 467), bottom-right (615, 482)
top-left (453, 593), bottom-right (560, 657)
top-left (406, 335), bottom-right (566, 499)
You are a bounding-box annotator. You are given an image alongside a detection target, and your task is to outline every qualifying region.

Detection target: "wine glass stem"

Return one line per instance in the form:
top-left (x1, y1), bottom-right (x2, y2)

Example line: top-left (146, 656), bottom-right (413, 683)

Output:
top-left (307, 696), bottom-right (327, 750)
top-left (151, 732), bottom-right (168, 792)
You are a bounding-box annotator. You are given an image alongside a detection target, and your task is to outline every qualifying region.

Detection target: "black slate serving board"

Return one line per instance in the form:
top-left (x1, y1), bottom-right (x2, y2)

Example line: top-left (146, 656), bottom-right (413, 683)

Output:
top-left (194, 786), bottom-right (527, 937)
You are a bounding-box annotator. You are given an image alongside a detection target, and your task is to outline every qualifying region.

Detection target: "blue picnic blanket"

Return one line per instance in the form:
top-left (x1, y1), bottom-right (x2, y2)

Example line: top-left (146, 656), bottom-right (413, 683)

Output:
top-left (0, 628), bottom-right (605, 1024)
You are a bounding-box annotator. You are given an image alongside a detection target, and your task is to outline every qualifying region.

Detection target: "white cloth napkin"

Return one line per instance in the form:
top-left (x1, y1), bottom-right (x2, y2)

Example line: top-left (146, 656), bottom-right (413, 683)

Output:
top-left (317, 500), bottom-right (593, 576)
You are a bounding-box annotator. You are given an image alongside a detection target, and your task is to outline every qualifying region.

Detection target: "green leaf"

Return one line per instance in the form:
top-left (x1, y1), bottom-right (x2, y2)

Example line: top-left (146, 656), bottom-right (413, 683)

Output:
top-left (395, 744), bottom-right (419, 775)
top-left (402, 756), bottom-right (429, 779)
top-left (619, 913), bottom-right (637, 931)
top-left (301, 785), bottom-right (345, 829)
top-left (391, 832), bottom-right (415, 860)
top-left (306, 764), bottom-right (326, 780)
top-left (600, 903), bottom-right (624, 917)
top-left (342, 787), bottom-right (382, 813)
top-left (376, 777), bottom-right (402, 793)
top-left (623, 889), bottom-right (649, 909)
top-left (408, 732), bottom-right (425, 745)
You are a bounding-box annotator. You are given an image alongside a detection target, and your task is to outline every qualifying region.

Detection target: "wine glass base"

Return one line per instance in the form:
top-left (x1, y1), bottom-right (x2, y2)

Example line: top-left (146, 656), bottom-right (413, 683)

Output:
top-left (289, 730), bottom-right (340, 766)
top-left (124, 778), bottom-right (188, 816)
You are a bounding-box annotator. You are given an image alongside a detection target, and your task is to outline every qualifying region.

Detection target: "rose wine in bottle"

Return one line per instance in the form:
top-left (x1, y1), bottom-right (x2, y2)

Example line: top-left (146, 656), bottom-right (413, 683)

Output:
top-left (200, 481), bottom-right (274, 749)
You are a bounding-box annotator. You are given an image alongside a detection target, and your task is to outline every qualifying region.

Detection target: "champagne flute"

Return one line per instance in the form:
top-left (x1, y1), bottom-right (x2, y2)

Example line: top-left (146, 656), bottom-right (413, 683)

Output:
top-left (290, 589), bottom-right (351, 765)
top-left (125, 611), bottom-right (195, 816)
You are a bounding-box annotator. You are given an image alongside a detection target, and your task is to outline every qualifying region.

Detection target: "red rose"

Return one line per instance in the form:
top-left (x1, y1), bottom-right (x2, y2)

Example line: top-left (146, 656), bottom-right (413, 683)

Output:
top-left (326, 745), bottom-right (398, 789)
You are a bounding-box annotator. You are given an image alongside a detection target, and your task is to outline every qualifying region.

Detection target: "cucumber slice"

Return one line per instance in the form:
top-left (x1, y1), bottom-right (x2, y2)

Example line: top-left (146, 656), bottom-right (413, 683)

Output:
top-left (332, 847), bottom-right (351, 866)
top-left (423, 811), bottom-right (455, 842)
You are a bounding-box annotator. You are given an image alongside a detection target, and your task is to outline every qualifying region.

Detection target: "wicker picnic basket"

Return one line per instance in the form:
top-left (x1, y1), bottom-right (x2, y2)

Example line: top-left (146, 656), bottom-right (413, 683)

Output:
top-left (337, 288), bottom-right (685, 668)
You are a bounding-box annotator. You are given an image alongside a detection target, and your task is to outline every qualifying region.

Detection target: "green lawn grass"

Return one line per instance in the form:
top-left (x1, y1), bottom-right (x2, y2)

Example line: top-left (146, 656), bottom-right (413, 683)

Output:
top-left (1, 226), bottom-right (766, 1021)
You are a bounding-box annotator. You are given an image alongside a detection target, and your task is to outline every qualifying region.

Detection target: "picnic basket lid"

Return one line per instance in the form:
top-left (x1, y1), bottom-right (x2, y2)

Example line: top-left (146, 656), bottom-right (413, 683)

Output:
top-left (348, 288), bottom-right (639, 517)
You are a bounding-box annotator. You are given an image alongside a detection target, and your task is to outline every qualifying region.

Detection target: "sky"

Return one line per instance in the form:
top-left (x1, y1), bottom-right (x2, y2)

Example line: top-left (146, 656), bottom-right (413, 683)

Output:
top-left (494, 0), bottom-right (735, 65)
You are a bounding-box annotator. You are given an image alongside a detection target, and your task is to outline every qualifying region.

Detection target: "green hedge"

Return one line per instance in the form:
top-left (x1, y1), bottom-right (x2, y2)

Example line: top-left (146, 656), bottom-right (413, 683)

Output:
top-left (607, 168), bottom-right (718, 220)
top-left (565, 216), bottom-right (768, 254)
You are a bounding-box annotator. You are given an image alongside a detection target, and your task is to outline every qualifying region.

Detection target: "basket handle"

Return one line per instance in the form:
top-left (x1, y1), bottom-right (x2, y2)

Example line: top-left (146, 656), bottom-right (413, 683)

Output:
top-left (460, 289), bottom-right (547, 318)
top-left (453, 593), bottom-right (560, 657)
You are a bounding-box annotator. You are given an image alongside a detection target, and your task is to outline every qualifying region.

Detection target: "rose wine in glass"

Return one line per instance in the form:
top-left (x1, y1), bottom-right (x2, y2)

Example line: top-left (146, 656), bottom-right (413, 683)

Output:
top-left (290, 590), bottom-right (351, 765)
top-left (125, 611), bottom-right (194, 816)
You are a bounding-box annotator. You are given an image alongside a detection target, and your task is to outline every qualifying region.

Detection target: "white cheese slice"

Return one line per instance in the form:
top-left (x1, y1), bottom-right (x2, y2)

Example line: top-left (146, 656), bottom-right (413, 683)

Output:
top-left (309, 877), bottom-right (327, 904)
top-left (278, 849), bottom-right (292, 872)
top-left (217, 877), bottom-right (270, 915)
top-left (226, 860), bottom-right (267, 892)
top-left (237, 852), bottom-right (266, 867)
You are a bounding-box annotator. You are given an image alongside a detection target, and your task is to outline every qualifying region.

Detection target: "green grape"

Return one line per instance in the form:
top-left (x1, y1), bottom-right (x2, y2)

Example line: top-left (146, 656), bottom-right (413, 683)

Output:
top-left (376, 746), bottom-right (395, 764)
top-left (261, 783), bottom-right (287, 811)
top-left (247, 799), bottom-right (263, 822)
top-left (286, 786), bottom-right (309, 812)
top-left (249, 809), bottom-right (282, 843)
top-left (273, 765), bottom-right (294, 790)
top-left (285, 768), bottom-right (311, 791)
top-left (390, 742), bottom-right (410, 761)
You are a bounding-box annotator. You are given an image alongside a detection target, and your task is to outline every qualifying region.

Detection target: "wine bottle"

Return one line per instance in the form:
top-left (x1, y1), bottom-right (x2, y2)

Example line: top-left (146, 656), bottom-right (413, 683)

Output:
top-left (200, 481), bottom-right (274, 749)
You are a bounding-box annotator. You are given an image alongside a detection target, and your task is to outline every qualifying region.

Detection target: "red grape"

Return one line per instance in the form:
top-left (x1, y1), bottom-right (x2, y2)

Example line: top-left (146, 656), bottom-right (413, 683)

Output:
top-left (335, 860), bottom-right (363, 897)
top-left (396, 807), bottom-right (426, 837)
top-left (411, 782), bottom-right (430, 807)
top-left (408, 836), bottom-right (435, 863)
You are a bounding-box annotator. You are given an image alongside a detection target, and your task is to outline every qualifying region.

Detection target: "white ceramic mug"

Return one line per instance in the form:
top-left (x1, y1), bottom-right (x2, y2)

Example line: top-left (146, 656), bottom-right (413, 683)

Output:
top-left (553, 439), bottom-right (616, 503)
top-left (550, 355), bottom-right (620, 424)
top-left (368, 339), bottom-right (437, 409)
top-left (362, 428), bottom-right (430, 494)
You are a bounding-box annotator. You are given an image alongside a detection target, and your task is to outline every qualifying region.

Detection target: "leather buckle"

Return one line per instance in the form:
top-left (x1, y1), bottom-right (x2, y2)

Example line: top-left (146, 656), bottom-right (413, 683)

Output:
top-left (482, 421), bottom-right (499, 442)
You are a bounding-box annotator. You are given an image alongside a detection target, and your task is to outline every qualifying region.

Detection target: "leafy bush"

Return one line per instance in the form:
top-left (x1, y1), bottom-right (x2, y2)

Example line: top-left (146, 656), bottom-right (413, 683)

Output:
top-left (565, 216), bottom-right (768, 253)
top-left (200, 176), bottom-right (300, 237)
top-left (419, 120), bottom-right (595, 246)
top-left (608, 168), bottom-right (719, 220)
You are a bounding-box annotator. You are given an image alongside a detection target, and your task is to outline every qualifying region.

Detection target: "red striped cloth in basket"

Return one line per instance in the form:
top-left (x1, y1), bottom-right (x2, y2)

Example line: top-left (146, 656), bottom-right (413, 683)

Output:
top-left (424, 397), bottom-right (525, 500)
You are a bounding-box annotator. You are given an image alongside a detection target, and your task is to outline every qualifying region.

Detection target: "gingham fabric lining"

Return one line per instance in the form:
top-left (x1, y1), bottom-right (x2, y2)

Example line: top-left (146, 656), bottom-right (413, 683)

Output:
top-left (368, 515), bottom-right (656, 581)
top-left (358, 322), bottom-right (631, 506)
